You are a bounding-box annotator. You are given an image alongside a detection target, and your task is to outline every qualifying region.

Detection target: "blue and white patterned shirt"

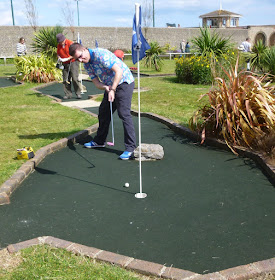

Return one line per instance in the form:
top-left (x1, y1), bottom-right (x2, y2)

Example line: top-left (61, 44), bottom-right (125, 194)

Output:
top-left (84, 48), bottom-right (134, 86)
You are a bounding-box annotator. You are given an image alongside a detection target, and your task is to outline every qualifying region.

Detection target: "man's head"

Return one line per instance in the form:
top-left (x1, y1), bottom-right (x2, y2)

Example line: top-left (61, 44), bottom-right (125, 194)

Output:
top-left (69, 43), bottom-right (90, 63)
top-left (56, 33), bottom-right (66, 44)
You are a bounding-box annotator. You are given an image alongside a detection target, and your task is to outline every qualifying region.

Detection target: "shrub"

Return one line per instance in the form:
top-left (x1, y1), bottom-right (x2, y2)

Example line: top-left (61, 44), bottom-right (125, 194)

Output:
top-left (190, 57), bottom-right (275, 154)
top-left (176, 48), bottom-right (239, 85)
top-left (263, 46), bottom-right (275, 78)
top-left (144, 41), bottom-right (164, 71)
top-left (249, 39), bottom-right (267, 72)
top-left (175, 55), bottom-right (212, 84)
top-left (15, 54), bottom-right (62, 83)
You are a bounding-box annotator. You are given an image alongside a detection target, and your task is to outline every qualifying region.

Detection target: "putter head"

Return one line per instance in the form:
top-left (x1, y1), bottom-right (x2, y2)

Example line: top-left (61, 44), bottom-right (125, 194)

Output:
top-left (107, 142), bottom-right (114, 146)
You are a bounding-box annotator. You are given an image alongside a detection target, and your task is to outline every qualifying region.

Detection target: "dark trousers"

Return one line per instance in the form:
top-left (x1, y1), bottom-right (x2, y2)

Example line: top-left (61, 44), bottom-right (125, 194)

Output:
top-left (62, 61), bottom-right (81, 97)
top-left (94, 82), bottom-right (136, 152)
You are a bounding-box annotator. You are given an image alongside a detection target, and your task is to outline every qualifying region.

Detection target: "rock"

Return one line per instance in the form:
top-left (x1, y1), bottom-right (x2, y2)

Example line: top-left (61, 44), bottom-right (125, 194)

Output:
top-left (133, 143), bottom-right (164, 161)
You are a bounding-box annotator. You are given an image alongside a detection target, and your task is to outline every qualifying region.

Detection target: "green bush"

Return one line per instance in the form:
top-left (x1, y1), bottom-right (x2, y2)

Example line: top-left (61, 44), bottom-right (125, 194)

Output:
top-left (175, 55), bottom-right (212, 84)
top-left (175, 49), bottom-right (238, 85)
top-left (191, 27), bottom-right (234, 57)
top-left (15, 54), bottom-right (62, 83)
top-left (263, 46), bottom-right (275, 78)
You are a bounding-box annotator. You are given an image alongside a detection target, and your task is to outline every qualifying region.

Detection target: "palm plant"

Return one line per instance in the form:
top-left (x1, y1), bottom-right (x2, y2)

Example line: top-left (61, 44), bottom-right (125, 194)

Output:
top-left (249, 39), bottom-right (267, 72)
top-left (144, 41), bottom-right (164, 71)
top-left (31, 26), bottom-right (64, 60)
top-left (191, 27), bottom-right (234, 57)
top-left (262, 46), bottom-right (275, 78)
top-left (190, 57), bottom-right (275, 154)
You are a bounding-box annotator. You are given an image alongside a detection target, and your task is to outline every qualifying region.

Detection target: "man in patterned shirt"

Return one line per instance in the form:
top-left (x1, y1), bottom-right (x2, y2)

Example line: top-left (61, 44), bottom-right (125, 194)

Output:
top-left (69, 43), bottom-right (136, 160)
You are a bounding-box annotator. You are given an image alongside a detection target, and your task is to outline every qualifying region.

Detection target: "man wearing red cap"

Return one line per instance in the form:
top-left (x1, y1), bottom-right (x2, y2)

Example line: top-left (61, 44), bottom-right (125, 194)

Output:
top-left (56, 33), bottom-right (81, 99)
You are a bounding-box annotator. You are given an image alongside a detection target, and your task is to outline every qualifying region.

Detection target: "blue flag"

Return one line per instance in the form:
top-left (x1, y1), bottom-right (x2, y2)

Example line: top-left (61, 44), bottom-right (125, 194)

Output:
top-left (132, 5), bottom-right (150, 64)
top-left (95, 39), bottom-right (99, 48)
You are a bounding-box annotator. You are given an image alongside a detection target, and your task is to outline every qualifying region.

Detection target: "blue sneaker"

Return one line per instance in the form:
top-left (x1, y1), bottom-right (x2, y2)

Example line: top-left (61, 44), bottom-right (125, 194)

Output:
top-left (84, 141), bottom-right (105, 148)
top-left (119, 151), bottom-right (133, 160)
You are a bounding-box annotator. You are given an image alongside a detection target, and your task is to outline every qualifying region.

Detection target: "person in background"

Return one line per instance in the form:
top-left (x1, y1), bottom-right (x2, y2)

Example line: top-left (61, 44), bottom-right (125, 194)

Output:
top-left (180, 39), bottom-right (186, 57)
top-left (69, 43), bottom-right (136, 160)
top-left (114, 50), bottom-right (125, 61)
top-left (56, 33), bottom-right (82, 100)
top-left (239, 37), bottom-right (252, 70)
top-left (185, 42), bottom-right (190, 53)
top-left (16, 37), bottom-right (27, 56)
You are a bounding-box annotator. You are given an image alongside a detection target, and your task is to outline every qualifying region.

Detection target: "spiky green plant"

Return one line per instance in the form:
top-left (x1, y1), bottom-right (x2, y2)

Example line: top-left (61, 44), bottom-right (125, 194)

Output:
top-left (15, 54), bottom-right (62, 83)
top-left (31, 26), bottom-right (64, 60)
top-left (248, 39), bottom-right (268, 72)
top-left (190, 57), bottom-right (275, 154)
top-left (144, 41), bottom-right (164, 71)
top-left (191, 27), bottom-right (234, 57)
top-left (262, 46), bottom-right (275, 78)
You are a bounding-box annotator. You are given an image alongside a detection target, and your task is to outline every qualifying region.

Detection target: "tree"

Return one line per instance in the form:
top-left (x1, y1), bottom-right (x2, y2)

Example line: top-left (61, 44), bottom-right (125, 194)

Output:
top-left (61, 0), bottom-right (75, 40)
top-left (24, 0), bottom-right (38, 31)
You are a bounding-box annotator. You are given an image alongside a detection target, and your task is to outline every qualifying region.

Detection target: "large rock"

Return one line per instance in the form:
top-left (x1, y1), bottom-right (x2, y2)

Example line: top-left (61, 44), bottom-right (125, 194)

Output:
top-left (133, 143), bottom-right (164, 161)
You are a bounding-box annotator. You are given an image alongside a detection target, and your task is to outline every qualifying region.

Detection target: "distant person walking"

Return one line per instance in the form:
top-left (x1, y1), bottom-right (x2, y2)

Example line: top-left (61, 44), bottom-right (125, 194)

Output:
top-left (16, 37), bottom-right (27, 56)
top-left (239, 37), bottom-right (252, 70)
top-left (180, 39), bottom-right (186, 57)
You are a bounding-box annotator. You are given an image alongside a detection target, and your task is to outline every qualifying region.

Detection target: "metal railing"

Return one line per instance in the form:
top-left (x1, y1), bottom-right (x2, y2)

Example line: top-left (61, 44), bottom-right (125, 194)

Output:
top-left (124, 52), bottom-right (192, 60)
top-left (0, 56), bottom-right (15, 66)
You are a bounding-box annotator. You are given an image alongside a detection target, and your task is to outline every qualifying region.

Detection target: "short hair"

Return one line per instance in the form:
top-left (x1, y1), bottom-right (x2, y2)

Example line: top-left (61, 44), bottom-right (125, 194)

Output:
top-left (19, 37), bottom-right (25, 43)
top-left (69, 43), bottom-right (85, 56)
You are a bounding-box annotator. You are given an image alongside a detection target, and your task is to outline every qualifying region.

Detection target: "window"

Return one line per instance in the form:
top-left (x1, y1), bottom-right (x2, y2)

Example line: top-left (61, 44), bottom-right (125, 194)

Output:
top-left (231, 18), bottom-right (237, 27)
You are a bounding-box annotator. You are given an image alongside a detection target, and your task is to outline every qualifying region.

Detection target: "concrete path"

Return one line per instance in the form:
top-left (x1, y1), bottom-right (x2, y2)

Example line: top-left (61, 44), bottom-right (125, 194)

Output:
top-left (60, 99), bottom-right (100, 108)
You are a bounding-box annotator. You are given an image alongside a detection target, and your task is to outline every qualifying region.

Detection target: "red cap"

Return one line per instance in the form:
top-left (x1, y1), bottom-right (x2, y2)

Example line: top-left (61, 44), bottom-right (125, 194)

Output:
top-left (114, 49), bottom-right (124, 60)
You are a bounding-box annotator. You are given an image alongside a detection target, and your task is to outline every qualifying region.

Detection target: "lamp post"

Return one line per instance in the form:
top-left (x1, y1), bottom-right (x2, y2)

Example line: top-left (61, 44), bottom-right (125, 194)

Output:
top-left (75, 0), bottom-right (80, 26)
top-left (10, 0), bottom-right (15, 25)
top-left (152, 0), bottom-right (155, 27)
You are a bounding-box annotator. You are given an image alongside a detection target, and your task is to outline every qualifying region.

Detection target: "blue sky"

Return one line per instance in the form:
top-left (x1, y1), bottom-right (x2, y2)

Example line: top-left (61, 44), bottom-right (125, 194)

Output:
top-left (0, 0), bottom-right (274, 28)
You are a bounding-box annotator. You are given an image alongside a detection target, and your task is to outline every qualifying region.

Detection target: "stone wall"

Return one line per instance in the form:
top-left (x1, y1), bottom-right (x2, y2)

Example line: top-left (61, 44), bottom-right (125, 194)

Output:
top-left (0, 25), bottom-right (274, 57)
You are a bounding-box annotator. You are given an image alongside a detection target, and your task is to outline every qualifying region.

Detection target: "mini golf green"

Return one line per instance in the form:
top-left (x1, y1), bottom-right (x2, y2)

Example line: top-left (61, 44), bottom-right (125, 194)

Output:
top-left (37, 80), bottom-right (104, 101)
top-left (0, 77), bottom-right (19, 88)
top-left (0, 112), bottom-right (274, 274)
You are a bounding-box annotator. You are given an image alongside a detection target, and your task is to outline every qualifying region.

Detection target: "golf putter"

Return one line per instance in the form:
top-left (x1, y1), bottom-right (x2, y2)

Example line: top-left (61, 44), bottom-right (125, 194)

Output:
top-left (65, 61), bottom-right (71, 84)
top-left (107, 101), bottom-right (114, 146)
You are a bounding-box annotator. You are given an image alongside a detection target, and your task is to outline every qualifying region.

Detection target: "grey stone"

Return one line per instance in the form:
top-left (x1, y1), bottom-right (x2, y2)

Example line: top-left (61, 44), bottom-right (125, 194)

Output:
top-left (134, 143), bottom-right (164, 161)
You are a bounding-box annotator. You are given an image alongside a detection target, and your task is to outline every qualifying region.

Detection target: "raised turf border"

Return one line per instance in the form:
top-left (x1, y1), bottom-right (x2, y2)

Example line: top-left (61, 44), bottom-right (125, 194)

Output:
top-left (6, 236), bottom-right (275, 280)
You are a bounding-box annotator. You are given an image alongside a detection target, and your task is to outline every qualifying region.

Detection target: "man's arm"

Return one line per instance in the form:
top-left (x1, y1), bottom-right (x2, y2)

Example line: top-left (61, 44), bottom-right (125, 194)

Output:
top-left (91, 77), bottom-right (110, 91)
top-left (108, 64), bottom-right (123, 102)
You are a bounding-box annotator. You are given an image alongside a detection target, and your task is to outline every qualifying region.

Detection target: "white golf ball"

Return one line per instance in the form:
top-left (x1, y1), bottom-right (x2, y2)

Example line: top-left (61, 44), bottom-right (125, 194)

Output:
top-left (124, 182), bottom-right (129, 188)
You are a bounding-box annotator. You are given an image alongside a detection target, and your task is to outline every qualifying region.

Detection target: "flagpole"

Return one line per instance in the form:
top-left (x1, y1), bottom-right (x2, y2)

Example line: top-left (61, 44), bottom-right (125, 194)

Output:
top-left (135, 3), bottom-right (147, 199)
